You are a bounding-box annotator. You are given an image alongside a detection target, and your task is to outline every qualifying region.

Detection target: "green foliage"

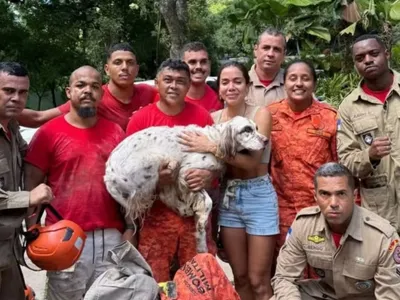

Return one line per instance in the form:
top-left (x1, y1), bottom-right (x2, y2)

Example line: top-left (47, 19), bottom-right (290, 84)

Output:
top-left (2, 0), bottom-right (399, 110)
top-left (316, 72), bottom-right (360, 108)
top-left (0, 0), bottom-right (164, 108)
top-left (228, 0), bottom-right (400, 60)
top-left (391, 0), bottom-right (400, 20)
top-left (227, 0), bottom-right (344, 51)
top-left (390, 42), bottom-right (400, 70)
top-left (185, 0), bottom-right (250, 74)
top-left (211, 3), bottom-right (252, 62)
top-left (283, 0), bottom-right (331, 6)
top-left (0, 2), bottom-right (28, 60)
top-left (338, 1), bottom-right (400, 53)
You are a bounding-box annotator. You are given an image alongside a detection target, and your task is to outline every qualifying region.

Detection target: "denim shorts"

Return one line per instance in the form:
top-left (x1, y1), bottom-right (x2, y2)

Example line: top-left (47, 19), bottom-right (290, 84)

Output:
top-left (218, 175), bottom-right (279, 236)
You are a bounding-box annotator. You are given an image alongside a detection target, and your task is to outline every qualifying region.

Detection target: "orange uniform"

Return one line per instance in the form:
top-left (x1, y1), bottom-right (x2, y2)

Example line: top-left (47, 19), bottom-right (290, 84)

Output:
top-left (138, 201), bottom-right (217, 282)
top-left (268, 99), bottom-right (337, 249)
top-left (126, 103), bottom-right (217, 282)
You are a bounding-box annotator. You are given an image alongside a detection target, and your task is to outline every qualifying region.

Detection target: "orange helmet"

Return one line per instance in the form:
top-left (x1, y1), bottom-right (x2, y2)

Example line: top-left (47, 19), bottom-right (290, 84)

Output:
top-left (25, 205), bottom-right (87, 271)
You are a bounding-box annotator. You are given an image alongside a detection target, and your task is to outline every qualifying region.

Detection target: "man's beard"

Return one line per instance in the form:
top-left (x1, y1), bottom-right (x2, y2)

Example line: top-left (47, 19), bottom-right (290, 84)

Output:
top-left (78, 107), bottom-right (97, 118)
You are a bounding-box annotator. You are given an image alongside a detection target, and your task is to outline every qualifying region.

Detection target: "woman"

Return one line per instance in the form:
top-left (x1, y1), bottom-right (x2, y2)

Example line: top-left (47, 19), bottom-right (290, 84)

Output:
top-left (179, 61), bottom-right (278, 300)
top-left (268, 60), bottom-right (337, 253)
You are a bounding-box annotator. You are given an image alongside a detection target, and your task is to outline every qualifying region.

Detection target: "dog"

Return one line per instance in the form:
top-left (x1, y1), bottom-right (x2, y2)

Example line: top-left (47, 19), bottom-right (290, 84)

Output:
top-left (104, 116), bottom-right (267, 253)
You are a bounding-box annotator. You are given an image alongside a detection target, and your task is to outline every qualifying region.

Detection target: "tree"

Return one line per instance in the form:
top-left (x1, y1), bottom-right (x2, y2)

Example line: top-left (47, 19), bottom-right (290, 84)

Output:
top-left (1, 0), bottom-right (165, 109)
top-left (227, 0), bottom-right (341, 54)
top-left (0, 1), bottom-right (28, 61)
top-left (2, 0), bottom-right (234, 110)
top-left (340, 0), bottom-right (400, 51)
top-left (159, 0), bottom-right (188, 58)
top-left (16, 0), bottom-right (89, 106)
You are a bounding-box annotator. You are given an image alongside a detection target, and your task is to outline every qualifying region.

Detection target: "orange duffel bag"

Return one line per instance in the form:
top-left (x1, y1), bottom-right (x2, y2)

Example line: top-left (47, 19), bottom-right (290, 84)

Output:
top-left (161, 253), bottom-right (240, 300)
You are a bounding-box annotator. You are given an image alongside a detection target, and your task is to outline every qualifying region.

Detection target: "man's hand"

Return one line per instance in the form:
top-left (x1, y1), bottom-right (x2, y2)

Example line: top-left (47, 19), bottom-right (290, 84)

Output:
top-left (157, 161), bottom-right (178, 188)
top-left (29, 183), bottom-right (53, 207)
top-left (122, 229), bottom-right (138, 248)
top-left (185, 169), bottom-right (213, 192)
top-left (368, 136), bottom-right (391, 161)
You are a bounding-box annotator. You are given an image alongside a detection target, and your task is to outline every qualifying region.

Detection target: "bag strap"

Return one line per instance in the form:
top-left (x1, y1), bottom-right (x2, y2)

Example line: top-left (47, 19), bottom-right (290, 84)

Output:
top-left (19, 204), bottom-right (64, 272)
top-left (36, 204), bottom-right (64, 224)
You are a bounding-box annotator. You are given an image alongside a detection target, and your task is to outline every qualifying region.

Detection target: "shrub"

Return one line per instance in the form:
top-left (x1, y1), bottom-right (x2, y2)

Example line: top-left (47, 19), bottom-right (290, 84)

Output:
top-left (316, 72), bottom-right (360, 108)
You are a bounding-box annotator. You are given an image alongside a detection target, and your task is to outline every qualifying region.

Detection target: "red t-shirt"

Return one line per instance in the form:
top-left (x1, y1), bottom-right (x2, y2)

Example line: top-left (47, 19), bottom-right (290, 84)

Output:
top-left (126, 102), bottom-right (214, 136)
top-left (185, 85), bottom-right (222, 113)
top-left (152, 84), bottom-right (223, 113)
top-left (260, 79), bottom-right (273, 87)
top-left (58, 84), bottom-right (156, 130)
top-left (25, 116), bottom-right (125, 232)
top-left (126, 101), bottom-right (214, 223)
top-left (332, 232), bottom-right (342, 248)
top-left (362, 77), bottom-right (393, 103)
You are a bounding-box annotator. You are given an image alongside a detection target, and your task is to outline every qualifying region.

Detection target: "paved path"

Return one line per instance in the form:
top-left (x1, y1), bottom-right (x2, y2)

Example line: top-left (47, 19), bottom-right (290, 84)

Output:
top-left (23, 256), bottom-right (233, 300)
top-left (22, 265), bottom-right (47, 300)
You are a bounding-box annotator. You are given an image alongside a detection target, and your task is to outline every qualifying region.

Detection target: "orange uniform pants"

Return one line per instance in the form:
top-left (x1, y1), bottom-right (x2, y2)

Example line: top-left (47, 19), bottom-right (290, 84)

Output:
top-left (138, 201), bottom-right (216, 282)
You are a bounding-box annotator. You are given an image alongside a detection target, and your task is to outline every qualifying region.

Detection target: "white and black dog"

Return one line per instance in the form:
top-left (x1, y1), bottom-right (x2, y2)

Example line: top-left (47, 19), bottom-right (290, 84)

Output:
top-left (104, 116), bottom-right (267, 253)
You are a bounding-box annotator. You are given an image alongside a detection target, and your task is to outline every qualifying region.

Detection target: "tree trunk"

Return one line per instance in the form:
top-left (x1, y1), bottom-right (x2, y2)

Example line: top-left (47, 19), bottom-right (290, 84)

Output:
top-left (176, 0), bottom-right (188, 24)
top-left (159, 0), bottom-right (188, 59)
top-left (50, 83), bottom-right (57, 107)
top-left (37, 95), bottom-right (43, 110)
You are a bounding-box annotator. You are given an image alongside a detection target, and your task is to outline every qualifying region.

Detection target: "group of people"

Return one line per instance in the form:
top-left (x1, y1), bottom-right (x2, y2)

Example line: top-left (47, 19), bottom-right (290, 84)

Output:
top-left (0, 25), bottom-right (399, 300)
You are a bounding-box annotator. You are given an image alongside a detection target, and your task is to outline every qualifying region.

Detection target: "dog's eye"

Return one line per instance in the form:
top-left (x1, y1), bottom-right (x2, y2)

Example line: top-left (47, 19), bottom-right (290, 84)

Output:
top-left (240, 126), bottom-right (253, 134)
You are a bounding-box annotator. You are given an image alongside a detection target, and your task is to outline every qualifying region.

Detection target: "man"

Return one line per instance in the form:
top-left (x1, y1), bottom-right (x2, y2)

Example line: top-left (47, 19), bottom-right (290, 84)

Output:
top-left (337, 34), bottom-right (400, 231)
top-left (181, 41), bottom-right (222, 112)
top-left (126, 59), bottom-right (217, 282)
top-left (24, 66), bottom-right (126, 300)
top-left (153, 42), bottom-right (222, 113)
top-left (18, 43), bottom-right (156, 130)
top-left (247, 27), bottom-right (287, 106)
top-left (180, 41), bottom-right (221, 249)
top-left (0, 62), bottom-right (53, 300)
top-left (272, 162), bottom-right (400, 300)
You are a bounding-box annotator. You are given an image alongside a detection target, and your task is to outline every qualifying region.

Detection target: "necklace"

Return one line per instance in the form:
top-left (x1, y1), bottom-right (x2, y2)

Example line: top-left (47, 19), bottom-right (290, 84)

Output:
top-left (222, 104), bottom-right (247, 122)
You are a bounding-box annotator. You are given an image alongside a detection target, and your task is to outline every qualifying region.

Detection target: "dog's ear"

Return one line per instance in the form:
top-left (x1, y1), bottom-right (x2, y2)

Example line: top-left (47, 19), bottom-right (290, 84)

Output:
top-left (219, 123), bottom-right (238, 158)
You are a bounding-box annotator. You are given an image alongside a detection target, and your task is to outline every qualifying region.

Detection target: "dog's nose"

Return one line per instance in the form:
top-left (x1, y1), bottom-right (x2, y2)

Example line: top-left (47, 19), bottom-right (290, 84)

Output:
top-left (264, 139), bottom-right (269, 146)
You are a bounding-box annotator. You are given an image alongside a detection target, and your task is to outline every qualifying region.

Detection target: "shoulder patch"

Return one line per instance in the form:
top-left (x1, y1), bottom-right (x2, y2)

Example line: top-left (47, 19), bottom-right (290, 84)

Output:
top-left (296, 206), bottom-right (320, 220)
top-left (363, 213), bottom-right (395, 238)
top-left (285, 227), bottom-right (292, 241)
top-left (337, 118), bottom-right (342, 131)
top-left (389, 239), bottom-right (399, 252)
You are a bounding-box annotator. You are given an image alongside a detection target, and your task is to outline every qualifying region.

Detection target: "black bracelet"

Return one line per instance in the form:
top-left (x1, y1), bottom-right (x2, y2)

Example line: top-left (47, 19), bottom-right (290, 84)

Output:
top-left (125, 224), bottom-right (136, 230)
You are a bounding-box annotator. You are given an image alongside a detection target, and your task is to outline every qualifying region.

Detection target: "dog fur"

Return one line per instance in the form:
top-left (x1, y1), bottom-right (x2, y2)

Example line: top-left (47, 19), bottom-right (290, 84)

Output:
top-left (104, 116), bottom-right (267, 253)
